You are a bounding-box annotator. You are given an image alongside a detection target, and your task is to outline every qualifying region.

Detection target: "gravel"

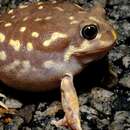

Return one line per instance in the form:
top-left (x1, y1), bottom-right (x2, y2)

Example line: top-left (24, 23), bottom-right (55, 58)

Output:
top-left (0, 0), bottom-right (130, 130)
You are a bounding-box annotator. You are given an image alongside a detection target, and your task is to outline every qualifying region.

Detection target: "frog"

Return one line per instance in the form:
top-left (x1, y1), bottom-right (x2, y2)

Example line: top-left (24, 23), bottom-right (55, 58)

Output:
top-left (0, 0), bottom-right (117, 130)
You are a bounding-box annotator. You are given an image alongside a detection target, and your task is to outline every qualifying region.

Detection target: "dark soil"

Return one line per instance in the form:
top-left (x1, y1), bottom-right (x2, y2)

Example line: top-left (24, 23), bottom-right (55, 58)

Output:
top-left (0, 0), bottom-right (130, 130)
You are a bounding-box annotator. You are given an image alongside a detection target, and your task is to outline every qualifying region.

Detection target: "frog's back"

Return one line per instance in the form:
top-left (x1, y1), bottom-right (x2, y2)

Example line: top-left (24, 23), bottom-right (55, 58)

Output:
top-left (0, 1), bottom-right (85, 91)
top-left (0, 1), bottom-right (85, 51)
top-left (0, 0), bottom-right (116, 91)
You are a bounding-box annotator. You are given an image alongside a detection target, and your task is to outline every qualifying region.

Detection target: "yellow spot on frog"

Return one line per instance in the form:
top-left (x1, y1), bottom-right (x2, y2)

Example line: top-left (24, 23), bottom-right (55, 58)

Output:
top-left (70, 20), bottom-right (79, 24)
top-left (44, 16), bottom-right (52, 20)
top-left (89, 16), bottom-right (101, 24)
top-left (31, 32), bottom-right (39, 38)
top-left (4, 22), bottom-right (12, 27)
top-left (69, 16), bottom-right (75, 20)
top-left (19, 27), bottom-right (26, 32)
top-left (37, 2), bottom-right (43, 5)
top-left (34, 18), bottom-right (42, 22)
top-left (9, 39), bottom-right (21, 51)
top-left (23, 17), bottom-right (28, 21)
top-left (11, 15), bottom-right (16, 19)
top-left (0, 33), bottom-right (5, 42)
top-left (8, 9), bottom-right (14, 14)
top-left (43, 32), bottom-right (67, 47)
top-left (26, 42), bottom-right (33, 51)
top-left (38, 5), bottom-right (43, 10)
top-left (68, 16), bottom-right (78, 24)
top-left (19, 5), bottom-right (28, 9)
top-left (0, 51), bottom-right (7, 60)
top-left (54, 7), bottom-right (64, 12)
top-left (64, 40), bottom-right (90, 61)
top-left (64, 45), bottom-right (75, 61)
top-left (52, 0), bottom-right (57, 4)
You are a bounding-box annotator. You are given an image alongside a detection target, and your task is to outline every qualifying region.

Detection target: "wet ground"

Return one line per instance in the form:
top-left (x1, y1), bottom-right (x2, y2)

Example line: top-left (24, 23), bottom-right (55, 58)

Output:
top-left (0, 0), bottom-right (130, 130)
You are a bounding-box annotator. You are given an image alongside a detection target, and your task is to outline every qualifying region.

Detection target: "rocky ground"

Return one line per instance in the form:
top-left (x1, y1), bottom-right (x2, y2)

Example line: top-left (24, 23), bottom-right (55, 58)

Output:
top-left (0, 0), bottom-right (130, 130)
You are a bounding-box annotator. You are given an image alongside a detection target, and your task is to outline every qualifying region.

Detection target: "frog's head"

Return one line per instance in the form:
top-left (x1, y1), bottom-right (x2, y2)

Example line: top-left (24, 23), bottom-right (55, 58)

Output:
top-left (64, 4), bottom-right (117, 64)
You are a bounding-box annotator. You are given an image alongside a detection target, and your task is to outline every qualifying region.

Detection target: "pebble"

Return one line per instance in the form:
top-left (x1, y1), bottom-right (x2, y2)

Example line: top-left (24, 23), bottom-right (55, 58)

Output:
top-left (119, 74), bottom-right (130, 88)
top-left (5, 98), bottom-right (22, 109)
top-left (0, 0), bottom-right (129, 130)
top-left (4, 116), bottom-right (24, 130)
top-left (109, 111), bottom-right (130, 130)
top-left (90, 87), bottom-right (115, 115)
top-left (122, 55), bottom-right (130, 68)
top-left (17, 104), bottom-right (35, 123)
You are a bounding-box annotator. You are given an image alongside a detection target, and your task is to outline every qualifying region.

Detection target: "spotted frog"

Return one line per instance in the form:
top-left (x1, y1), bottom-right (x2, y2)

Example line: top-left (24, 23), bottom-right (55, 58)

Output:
top-left (0, 0), bottom-right (116, 130)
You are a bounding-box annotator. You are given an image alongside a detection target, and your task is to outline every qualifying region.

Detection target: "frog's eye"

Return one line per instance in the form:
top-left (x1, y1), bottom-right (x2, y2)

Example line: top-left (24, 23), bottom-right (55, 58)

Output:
top-left (80, 24), bottom-right (98, 40)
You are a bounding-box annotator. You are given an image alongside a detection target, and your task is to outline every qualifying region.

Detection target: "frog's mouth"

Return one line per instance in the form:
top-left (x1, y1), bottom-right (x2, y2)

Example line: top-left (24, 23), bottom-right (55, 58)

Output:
top-left (64, 39), bottom-right (116, 62)
top-left (73, 43), bottom-right (115, 65)
top-left (74, 41), bottom-right (116, 56)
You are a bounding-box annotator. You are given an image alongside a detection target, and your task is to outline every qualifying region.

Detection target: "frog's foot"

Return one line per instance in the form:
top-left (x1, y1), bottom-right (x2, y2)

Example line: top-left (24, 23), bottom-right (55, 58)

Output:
top-left (51, 116), bottom-right (82, 130)
top-left (0, 93), bottom-right (8, 110)
top-left (51, 73), bottom-right (82, 130)
top-left (51, 116), bottom-right (68, 127)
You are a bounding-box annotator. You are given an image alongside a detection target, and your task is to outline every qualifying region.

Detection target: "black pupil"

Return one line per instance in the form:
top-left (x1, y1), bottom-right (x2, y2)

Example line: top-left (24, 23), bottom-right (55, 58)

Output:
top-left (81, 24), bottom-right (98, 40)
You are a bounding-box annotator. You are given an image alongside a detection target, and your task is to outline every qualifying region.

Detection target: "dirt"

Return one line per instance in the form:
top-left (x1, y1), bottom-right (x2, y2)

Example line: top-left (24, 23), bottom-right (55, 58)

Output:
top-left (0, 0), bottom-right (130, 130)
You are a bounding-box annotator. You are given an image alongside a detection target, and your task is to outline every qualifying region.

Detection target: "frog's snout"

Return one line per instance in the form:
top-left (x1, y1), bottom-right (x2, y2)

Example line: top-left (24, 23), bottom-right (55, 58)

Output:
top-left (99, 27), bottom-right (117, 49)
top-left (108, 29), bottom-right (117, 48)
top-left (111, 30), bottom-right (117, 41)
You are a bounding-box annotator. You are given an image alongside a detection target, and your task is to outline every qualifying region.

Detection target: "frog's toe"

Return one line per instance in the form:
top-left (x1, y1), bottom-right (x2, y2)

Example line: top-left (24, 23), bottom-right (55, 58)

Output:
top-left (51, 117), bottom-right (67, 128)
top-left (51, 116), bottom-right (82, 130)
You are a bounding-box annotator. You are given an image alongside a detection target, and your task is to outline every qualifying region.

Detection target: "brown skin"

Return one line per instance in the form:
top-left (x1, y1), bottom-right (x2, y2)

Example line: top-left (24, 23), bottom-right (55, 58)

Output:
top-left (0, 1), bottom-right (117, 130)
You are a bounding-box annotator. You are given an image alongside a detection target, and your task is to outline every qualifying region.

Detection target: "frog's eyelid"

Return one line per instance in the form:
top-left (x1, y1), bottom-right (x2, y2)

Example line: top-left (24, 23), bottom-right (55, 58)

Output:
top-left (80, 27), bottom-right (84, 38)
top-left (89, 16), bottom-right (105, 26)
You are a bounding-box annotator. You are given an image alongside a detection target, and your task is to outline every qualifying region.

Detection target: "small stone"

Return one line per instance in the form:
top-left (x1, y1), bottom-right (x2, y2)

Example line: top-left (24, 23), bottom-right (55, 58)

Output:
top-left (17, 104), bottom-right (35, 123)
top-left (22, 127), bottom-right (31, 130)
top-left (42, 101), bottom-right (62, 116)
top-left (4, 116), bottom-right (24, 130)
top-left (80, 105), bottom-right (98, 116)
top-left (90, 87), bottom-right (115, 115)
top-left (108, 45), bottom-right (128, 62)
top-left (119, 74), bottom-right (130, 88)
top-left (96, 118), bottom-right (110, 129)
top-left (109, 111), bottom-right (130, 130)
top-left (5, 98), bottom-right (22, 109)
top-left (122, 56), bottom-right (130, 68)
top-left (37, 102), bottom-right (47, 111)
top-left (82, 122), bottom-right (91, 130)
top-left (79, 93), bottom-right (90, 106)
top-left (0, 125), bottom-right (3, 130)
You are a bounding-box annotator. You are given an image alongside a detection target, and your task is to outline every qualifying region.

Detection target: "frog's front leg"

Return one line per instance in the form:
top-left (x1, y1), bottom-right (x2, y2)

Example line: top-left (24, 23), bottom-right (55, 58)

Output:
top-left (52, 73), bottom-right (82, 130)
